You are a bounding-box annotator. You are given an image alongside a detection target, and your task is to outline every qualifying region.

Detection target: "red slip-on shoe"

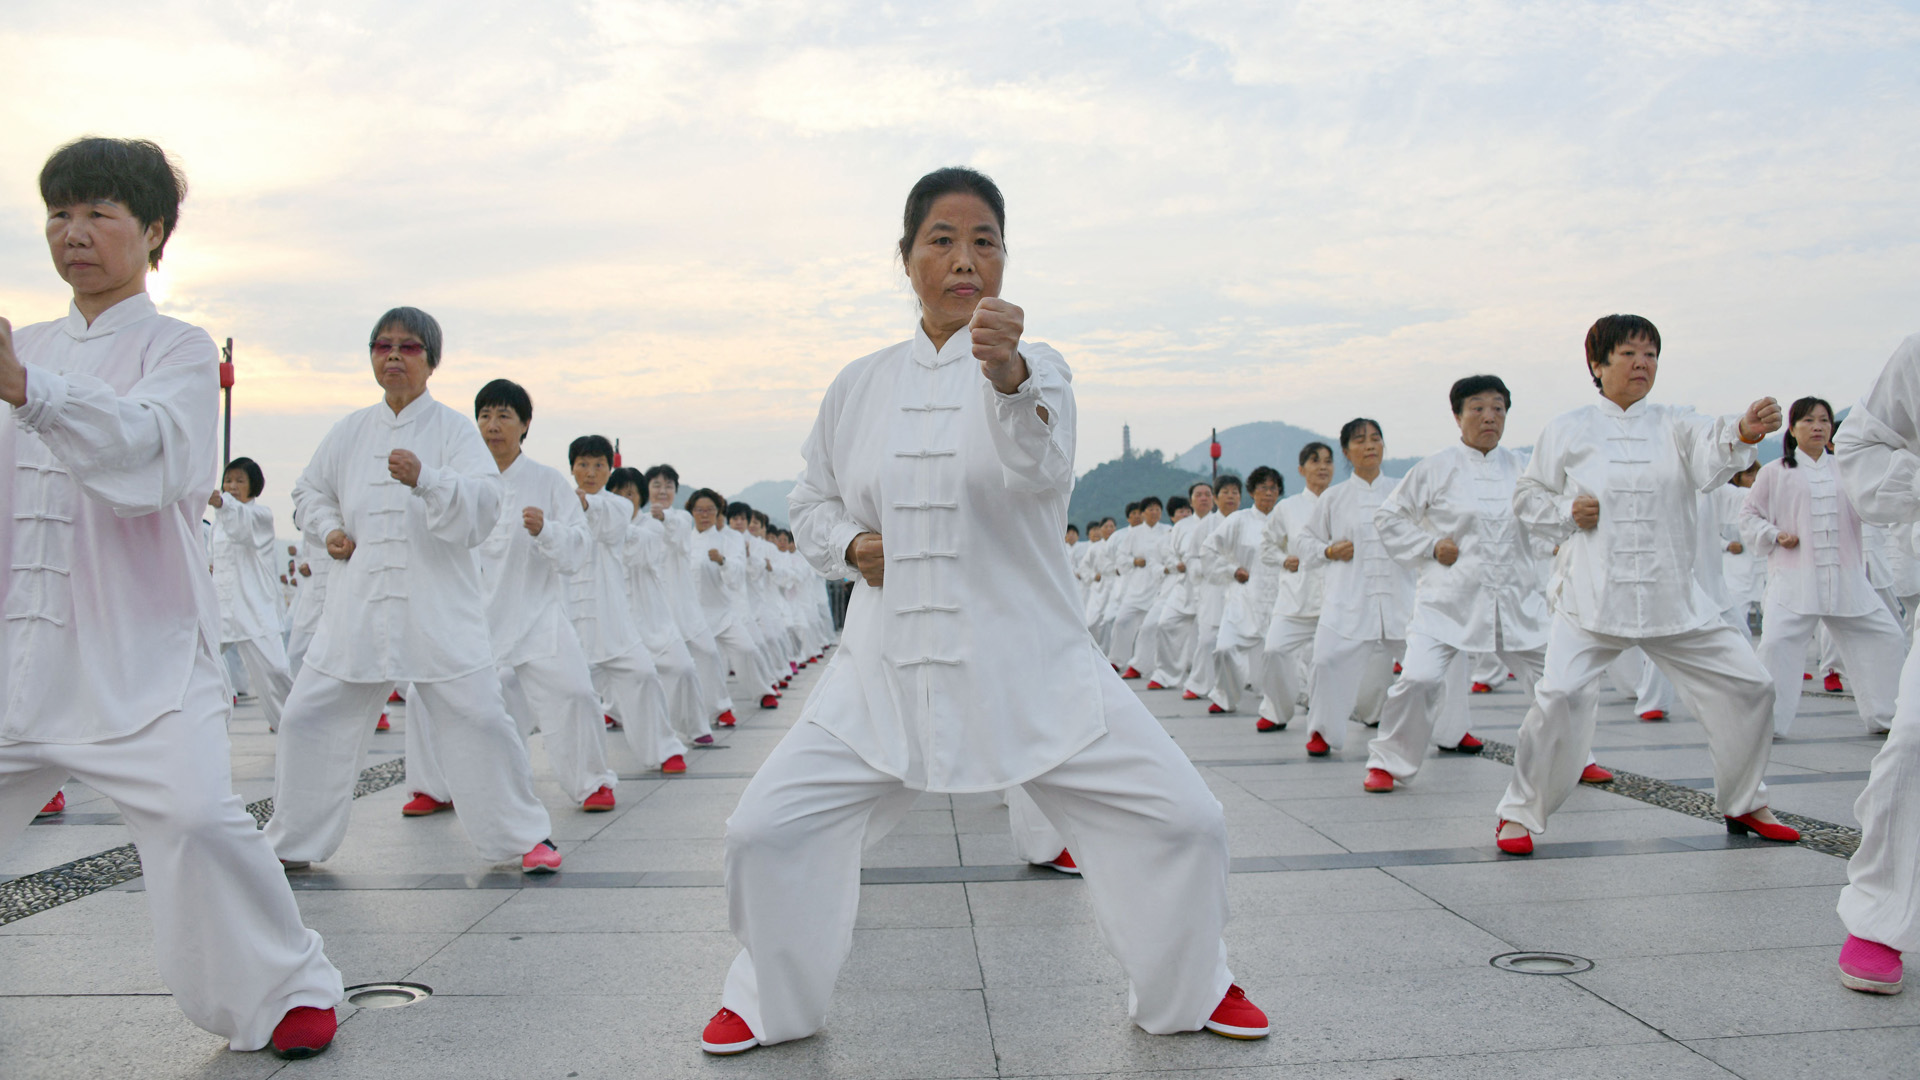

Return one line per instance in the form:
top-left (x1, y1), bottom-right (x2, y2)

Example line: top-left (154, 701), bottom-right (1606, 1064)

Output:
top-left (583, 785), bottom-right (616, 811)
top-left (1182, 690), bottom-right (1200, 700)
top-left (1040, 849), bottom-right (1080, 874)
top-left (1121, 667), bottom-right (1142, 680)
top-left (1208, 703), bottom-right (1227, 714)
top-left (715, 710), bottom-right (737, 728)
top-left (604, 714), bottom-right (622, 730)
top-left (1204, 984), bottom-right (1269, 1039)
top-left (36, 790), bottom-right (65, 817)
top-left (1470, 681), bottom-right (1493, 694)
top-left (1580, 763), bottom-right (1615, 784)
top-left (388, 689), bottom-right (404, 704)
top-left (660, 755), bottom-right (687, 775)
top-left (401, 793), bottom-right (452, 816)
top-left (1439, 733), bottom-right (1484, 754)
top-left (694, 734), bottom-right (715, 745)
top-left (1496, 819), bottom-right (1533, 855)
top-left (1803, 672), bottom-right (1814, 680)
top-left (1638, 710), bottom-right (1667, 722)
top-left (270, 1005), bottom-right (337, 1060)
top-left (1363, 768), bottom-right (1394, 793)
top-left (759, 694), bottom-right (780, 709)
top-left (1255, 717), bottom-right (1285, 733)
top-left (1825, 672), bottom-right (1845, 692)
top-left (375, 713), bottom-right (390, 731)
top-left (1839, 935), bottom-right (1904, 995)
top-left (522, 839), bottom-right (563, 874)
top-left (701, 1007), bottom-right (759, 1054)
top-left (1146, 680), bottom-right (1167, 690)
top-left (1306, 732), bottom-right (1330, 757)
top-left (1393, 662), bottom-right (1403, 675)
top-left (1726, 811), bottom-right (1800, 842)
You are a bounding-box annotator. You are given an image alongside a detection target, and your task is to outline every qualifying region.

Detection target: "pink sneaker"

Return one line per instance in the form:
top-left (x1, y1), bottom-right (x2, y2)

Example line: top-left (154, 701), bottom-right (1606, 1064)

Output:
top-left (1838, 935), bottom-right (1903, 994)
top-left (521, 839), bottom-right (563, 875)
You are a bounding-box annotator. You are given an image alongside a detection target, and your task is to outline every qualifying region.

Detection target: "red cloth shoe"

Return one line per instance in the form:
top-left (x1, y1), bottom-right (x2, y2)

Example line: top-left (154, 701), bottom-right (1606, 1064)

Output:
top-left (583, 785), bottom-right (616, 811)
top-left (1825, 672), bottom-right (1845, 692)
top-left (1040, 849), bottom-right (1080, 874)
top-left (270, 1005), bottom-right (337, 1060)
top-left (604, 714), bottom-right (622, 730)
top-left (1803, 672), bottom-right (1813, 680)
top-left (1121, 667), bottom-right (1142, 680)
top-left (1203, 984), bottom-right (1269, 1039)
top-left (1470, 681), bottom-right (1493, 694)
top-left (1392, 662), bottom-right (1403, 675)
top-left (1182, 690), bottom-right (1200, 700)
top-left (36, 790), bottom-right (65, 817)
top-left (701, 1007), bottom-right (759, 1054)
top-left (375, 713), bottom-right (390, 731)
top-left (1580, 763), bottom-right (1615, 784)
top-left (1726, 811), bottom-right (1800, 842)
top-left (1208, 703), bottom-right (1227, 714)
top-left (759, 694), bottom-right (779, 709)
top-left (1439, 733), bottom-right (1484, 754)
top-left (715, 710), bottom-right (737, 728)
top-left (1306, 732), bottom-right (1330, 757)
top-left (1496, 819), bottom-right (1533, 856)
top-left (1638, 709), bottom-right (1666, 722)
top-left (1363, 768), bottom-right (1394, 793)
top-left (1839, 935), bottom-right (1904, 994)
top-left (1255, 717), bottom-right (1285, 733)
top-left (660, 755), bottom-right (687, 774)
top-left (522, 839), bottom-right (563, 874)
top-left (1146, 680), bottom-right (1167, 690)
top-left (388, 689), bottom-right (404, 703)
top-left (401, 793), bottom-right (452, 816)
top-left (694, 734), bottom-right (715, 745)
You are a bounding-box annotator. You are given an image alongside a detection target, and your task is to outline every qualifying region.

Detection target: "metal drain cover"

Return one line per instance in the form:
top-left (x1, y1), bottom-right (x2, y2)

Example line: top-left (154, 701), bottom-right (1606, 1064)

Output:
top-left (1490, 951), bottom-right (1594, 975)
top-left (345, 982), bottom-right (433, 1008)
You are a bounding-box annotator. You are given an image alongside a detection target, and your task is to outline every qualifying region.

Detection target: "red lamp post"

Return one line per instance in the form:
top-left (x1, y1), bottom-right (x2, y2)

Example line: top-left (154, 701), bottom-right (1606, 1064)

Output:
top-left (219, 338), bottom-right (235, 467)
top-left (1209, 427), bottom-right (1221, 484)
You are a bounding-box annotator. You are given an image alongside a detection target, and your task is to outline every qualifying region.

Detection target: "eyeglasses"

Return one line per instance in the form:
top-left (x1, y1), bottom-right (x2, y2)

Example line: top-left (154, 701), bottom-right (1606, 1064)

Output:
top-left (371, 340), bottom-right (427, 358)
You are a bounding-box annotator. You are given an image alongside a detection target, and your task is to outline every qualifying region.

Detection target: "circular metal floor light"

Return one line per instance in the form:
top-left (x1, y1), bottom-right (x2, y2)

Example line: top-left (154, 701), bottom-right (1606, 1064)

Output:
top-left (1490, 951), bottom-right (1594, 976)
top-left (345, 982), bottom-right (433, 1009)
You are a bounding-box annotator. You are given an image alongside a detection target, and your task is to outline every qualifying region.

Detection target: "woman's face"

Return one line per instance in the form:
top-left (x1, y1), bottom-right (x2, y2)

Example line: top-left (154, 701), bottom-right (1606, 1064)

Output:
top-left (222, 469), bottom-right (253, 502)
top-left (1344, 425), bottom-right (1385, 472)
top-left (1792, 405), bottom-right (1833, 456)
top-left (1251, 480), bottom-right (1281, 513)
top-left (905, 193), bottom-right (1005, 335)
top-left (370, 322), bottom-right (433, 398)
top-left (648, 475), bottom-right (677, 508)
top-left (1592, 335), bottom-right (1658, 407)
top-left (1455, 392), bottom-right (1507, 453)
top-left (691, 498), bottom-right (719, 531)
top-left (46, 198), bottom-right (160, 300)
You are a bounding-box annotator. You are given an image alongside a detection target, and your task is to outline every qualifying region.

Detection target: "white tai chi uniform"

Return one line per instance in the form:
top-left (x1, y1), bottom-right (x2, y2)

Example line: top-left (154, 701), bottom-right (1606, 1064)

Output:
top-left (286, 536), bottom-right (330, 679)
top-left (1181, 511), bottom-right (1235, 699)
top-left (694, 521), bottom-right (780, 701)
top-left (1257, 489), bottom-right (1325, 726)
top-left (572, 490), bottom-right (686, 769)
top-left (1743, 455), bottom-right (1905, 735)
top-left (1123, 525), bottom-right (1180, 679)
top-left (1003, 784), bottom-right (1069, 864)
top-left (1496, 398), bottom-right (1776, 834)
top-left (0, 294), bottom-right (341, 1049)
top-left (1834, 333), bottom-right (1920, 953)
top-left (1298, 474), bottom-right (1413, 749)
top-left (723, 326), bottom-right (1235, 1045)
top-left (625, 512), bottom-right (710, 744)
top-left (209, 492), bottom-right (295, 731)
top-left (1108, 519), bottom-right (1169, 668)
top-left (408, 453), bottom-right (614, 802)
top-left (268, 390), bottom-right (551, 864)
top-left (1206, 504), bottom-right (1277, 711)
top-left (1369, 445), bottom-right (1549, 780)
top-left (1145, 511), bottom-right (1210, 688)
top-left (656, 504), bottom-right (735, 721)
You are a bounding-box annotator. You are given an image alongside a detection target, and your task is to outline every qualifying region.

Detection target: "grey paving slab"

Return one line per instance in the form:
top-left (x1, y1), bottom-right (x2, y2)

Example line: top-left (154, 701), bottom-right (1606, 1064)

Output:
top-left (0, 995), bottom-right (284, 1080)
top-left (1570, 944), bottom-right (1920, 1039)
top-left (467, 886), bottom-right (730, 933)
top-left (1686, 1025), bottom-right (1920, 1080)
top-left (1384, 845), bottom-right (1850, 907)
top-left (1450, 883), bottom-right (1846, 960)
top-left (839, 927), bottom-right (983, 991)
top-left (405, 930), bottom-right (738, 994)
top-left (855, 883), bottom-right (974, 928)
top-left (1047, 1041), bottom-right (1742, 1079)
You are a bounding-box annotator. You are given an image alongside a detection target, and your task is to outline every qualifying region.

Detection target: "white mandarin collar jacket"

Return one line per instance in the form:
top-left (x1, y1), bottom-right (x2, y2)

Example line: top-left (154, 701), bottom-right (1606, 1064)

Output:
top-left (789, 324), bottom-right (1102, 792)
top-left (1265, 489), bottom-right (1326, 619)
top-left (293, 389), bottom-right (504, 683)
top-left (1374, 444), bottom-right (1550, 652)
top-left (1514, 397), bottom-right (1755, 639)
top-left (210, 496), bottom-right (286, 644)
top-left (479, 453), bottom-right (592, 667)
top-left (566, 489), bottom-right (644, 663)
top-left (2, 294), bottom-right (220, 743)
top-left (1300, 474), bottom-right (1414, 641)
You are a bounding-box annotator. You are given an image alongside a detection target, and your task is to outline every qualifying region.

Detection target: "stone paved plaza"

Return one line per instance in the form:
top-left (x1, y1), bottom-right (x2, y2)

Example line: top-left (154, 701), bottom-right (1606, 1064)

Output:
top-left (2, 660), bottom-right (1915, 1079)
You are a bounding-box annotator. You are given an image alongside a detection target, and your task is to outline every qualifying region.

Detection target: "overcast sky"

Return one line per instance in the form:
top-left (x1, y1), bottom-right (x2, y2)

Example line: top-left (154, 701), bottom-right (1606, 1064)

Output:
top-left (4, 1), bottom-right (1918, 501)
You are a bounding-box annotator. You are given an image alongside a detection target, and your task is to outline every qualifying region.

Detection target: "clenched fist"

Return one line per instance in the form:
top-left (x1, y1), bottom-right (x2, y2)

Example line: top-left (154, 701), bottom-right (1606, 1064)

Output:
top-left (388, 449), bottom-right (422, 488)
top-left (523, 507), bottom-right (545, 536)
top-left (846, 531), bottom-right (885, 588)
top-left (1572, 495), bottom-right (1600, 531)
top-left (970, 297), bottom-right (1027, 395)
top-left (0, 316), bottom-right (24, 408)
top-left (1434, 538), bottom-right (1460, 566)
top-left (1740, 397), bottom-right (1784, 444)
top-left (326, 529), bottom-right (357, 561)
top-left (1325, 540), bottom-right (1355, 562)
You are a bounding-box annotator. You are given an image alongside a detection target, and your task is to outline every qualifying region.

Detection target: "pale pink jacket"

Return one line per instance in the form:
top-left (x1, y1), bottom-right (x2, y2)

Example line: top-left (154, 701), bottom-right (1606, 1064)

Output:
top-left (1740, 453), bottom-right (1881, 617)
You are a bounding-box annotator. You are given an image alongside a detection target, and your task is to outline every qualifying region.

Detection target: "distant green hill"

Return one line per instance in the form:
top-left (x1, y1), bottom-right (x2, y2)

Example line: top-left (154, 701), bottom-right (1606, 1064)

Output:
top-left (1169, 420), bottom-right (1422, 480)
top-left (1067, 450), bottom-right (1209, 529)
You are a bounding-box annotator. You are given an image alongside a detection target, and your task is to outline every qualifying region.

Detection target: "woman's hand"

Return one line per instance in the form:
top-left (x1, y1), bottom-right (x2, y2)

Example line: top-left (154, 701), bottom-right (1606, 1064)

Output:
top-left (1740, 397), bottom-right (1783, 444)
top-left (523, 507), bottom-right (545, 536)
top-left (1133, 556), bottom-right (1146, 567)
top-left (1727, 540), bottom-right (1744, 555)
top-left (971, 298), bottom-right (1027, 395)
top-left (1434, 538), bottom-right (1459, 566)
top-left (708, 548), bottom-right (724, 564)
top-left (1233, 567), bottom-right (1250, 583)
top-left (325, 529), bottom-right (356, 561)
top-left (1326, 540), bottom-right (1355, 562)
top-left (0, 317), bottom-right (25, 408)
top-left (847, 531), bottom-right (885, 587)
top-left (208, 491), bottom-right (225, 509)
top-left (1778, 532), bottom-right (1800, 549)
top-left (1571, 495), bottom-right (1600, 531)
top-left (1284, 555), bottom-right (1300, 573)
top-left (388, 449), bottom-right (422, 488)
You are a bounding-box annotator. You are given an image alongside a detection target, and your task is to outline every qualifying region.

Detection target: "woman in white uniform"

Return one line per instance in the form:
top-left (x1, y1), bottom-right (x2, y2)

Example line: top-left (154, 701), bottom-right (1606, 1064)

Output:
top-left (1495, 314), bottom-right (1794, 855)
top-left (1255, 444), bottom-right (1333, 732)
top-left (646, 465), bottom-right (740, 730)
top-left (701, 167), bottom-right (1266, 1055)
top-left (1206, 468), bottom-right (1283, 713)
top-left (0, 136), bottom-right (341, 1058)
top-left (1744, 397), bottom-right (1905, 736)
top-left (1297, 420), bottom-right (1415, 757)
top-left (689, 487), bottom-right (781, 712)
top-left (208, 456), bottom-right (295, 732)
top-left (1145, 484), bottom-right (1214, 691)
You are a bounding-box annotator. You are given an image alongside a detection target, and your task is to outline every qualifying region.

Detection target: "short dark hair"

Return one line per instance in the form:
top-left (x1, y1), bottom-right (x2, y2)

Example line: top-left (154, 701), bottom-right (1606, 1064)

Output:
top-left (1066, 524), bottom-right (1080, 536)
top-left (1101, 516), bottom-right (1117, 527)
top-left (751, 510), bottom-right (770, 528)
top-left (687, 488), bottom-right (726, 514)
top-left (371, 307), bottom-right (444, 369)
top-left (644, 463), bottom-right (680, 490)
top-left (725, 501), bottom-right (752, 520)
top-left (1299, 442), bottom-right (1333, 467)
top-left (40, 137), bottom-right (187, 269)
top-left (474, 379), bottom-right (533, 439)
top-left (1247, 465), bottom-right (1284, 496)
top-left (1215, 473), bottom-right (1243, 494)
top-left (568, 435), bottom-right (615, 466)
top-left (1166, 495), bottom-right (1191, 515)
top-left (1584, 315), bottom-right (1661, 390)
top-left (1085, 520), bottom-right (1103, 533)
top-left (1188, 480), bottom-right (1214, 498)
top-left (1782, 396), bottom-right (1836, 469)
top-left (1139, 495), bottom-right (1163, 511)
top-left (224, 456), bottom-right (264, 498)
top-left (899, 167), bottom-right (1006, 264)
top-left (1449, 374), bottom-right (1511, 415)
top-left (1339, 419), bottom-right (1382, 450)
top-left (1125, 501), bottom-right (1141, 516)
top-left (608, 466), bottom-right (644, 495)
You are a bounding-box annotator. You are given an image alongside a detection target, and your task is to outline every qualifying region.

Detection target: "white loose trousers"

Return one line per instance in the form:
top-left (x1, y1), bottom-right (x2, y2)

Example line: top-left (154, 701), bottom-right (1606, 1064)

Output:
top-left (1369, 632), bottom-right (1542, 781)
top-left (1146, 606), bottom-right (1198, 689)
top-left (594, 645), bottom-right (688, 768)
top-left (1303, 625), bottom-right (1403, 750)
top-left (1003, 785), bottom-right (1068, 864)
top-left (1837, 637), bottom-right (1920, 952)
top-left (1257, 615), bottom-right (1318, 726)
top-left (1496, 614), bottom-right (1774, 833)
top-left (1758, 603), bottom-right (1904, 735)
top-left (720, 677), bottom-right (1233, 1045)
top-left (0, 651), bottom-right (341, 1050)
top-left (231, 633), bottom-right (294, 733)
top-left (267, 668), bottom-right (551, 863)
top-left (716, 619), bottom-right (778, 702)
top-left (1605, 647), bottom-right (1679, 716)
